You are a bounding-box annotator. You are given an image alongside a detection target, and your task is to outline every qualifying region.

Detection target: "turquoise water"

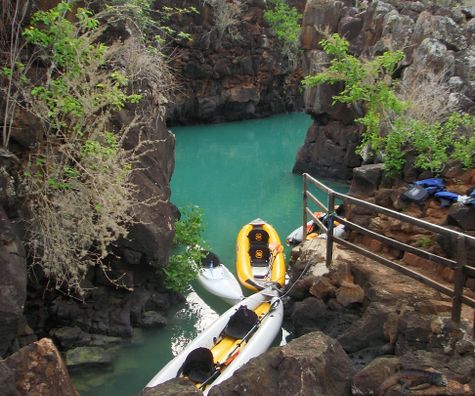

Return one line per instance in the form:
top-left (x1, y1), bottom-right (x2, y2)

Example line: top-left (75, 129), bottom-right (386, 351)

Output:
top-left (72, 112), bottom-right (348, 395)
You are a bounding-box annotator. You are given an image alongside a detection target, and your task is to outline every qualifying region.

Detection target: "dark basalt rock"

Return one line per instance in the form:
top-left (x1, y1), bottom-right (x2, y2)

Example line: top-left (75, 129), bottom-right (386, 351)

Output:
top-left (349, 164), bottom-right (385, 197)
top-left (164, 0), bottom-right (305, 125)
top-left (0, 207), bottom-right (26, 357)
top-left (295, 0), bottom-right (475, 181)
top-left (139, 311), bottom-right (168, 328)
top-left (209, 331), bottom-right (354, 396)
top-left (293, 122), bottom-right (362, 180)
top-left (447, 205), bottom-right (475, 231)
top-left (65, 346), bottom-right (113, 371)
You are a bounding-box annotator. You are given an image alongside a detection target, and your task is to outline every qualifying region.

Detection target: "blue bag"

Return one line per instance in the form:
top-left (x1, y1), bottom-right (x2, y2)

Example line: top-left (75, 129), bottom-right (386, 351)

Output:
top-left (414, 178), bottom-right (446, 195)
top-left (434, 191), bottom-right (459, 207)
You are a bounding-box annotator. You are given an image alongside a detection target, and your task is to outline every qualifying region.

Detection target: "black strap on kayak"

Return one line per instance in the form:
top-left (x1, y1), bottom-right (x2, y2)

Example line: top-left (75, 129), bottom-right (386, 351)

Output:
top-left (198, 297), bottom-right (281, 391)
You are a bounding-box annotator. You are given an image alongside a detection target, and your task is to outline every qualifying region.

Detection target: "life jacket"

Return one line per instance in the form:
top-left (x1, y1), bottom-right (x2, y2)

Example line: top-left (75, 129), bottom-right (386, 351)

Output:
top-left (434, 191), bottom-right (460, 207)
top-left (414, 178), bottom-right (446, 195)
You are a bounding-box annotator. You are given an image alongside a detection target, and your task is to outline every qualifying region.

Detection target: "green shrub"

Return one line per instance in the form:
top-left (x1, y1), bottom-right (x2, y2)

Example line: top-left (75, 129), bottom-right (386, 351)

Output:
top-left (20, 2), bottom-right (150, 294)
top-left (105, 0), bottom-right (197, 46)
top-left (302, 33), bottom-right (475, 175)
top-left (164, 206), bottom-right (208, 293)
top-left (264, 0), bottom-right (302, 61)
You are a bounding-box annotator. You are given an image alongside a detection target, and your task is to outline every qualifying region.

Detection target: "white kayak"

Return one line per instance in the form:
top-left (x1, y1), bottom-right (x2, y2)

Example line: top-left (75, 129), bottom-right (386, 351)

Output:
top-left (197, 263), bottom-right (244, 305)
top-left (286, 217), bottom-right (345, 245)
top-left (144, 287), bottom-right (284, 395)
top-left (197, 251), bottom-right (244, 305)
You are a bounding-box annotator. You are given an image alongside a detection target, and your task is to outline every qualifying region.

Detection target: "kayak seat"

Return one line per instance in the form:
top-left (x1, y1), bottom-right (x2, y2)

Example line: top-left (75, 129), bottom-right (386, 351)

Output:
top-left (249, 246), bottom-right (270, 267)
top-left (181, 347), bottom-right (215, 383)
top-left (252, 266), bottom-right (268, 278)
top-left (201, 251), bottom-right (220, 268)
top-left (247, 228), bottom-right (269, 246)
top-left (224, 305), bottom-right (259, 339)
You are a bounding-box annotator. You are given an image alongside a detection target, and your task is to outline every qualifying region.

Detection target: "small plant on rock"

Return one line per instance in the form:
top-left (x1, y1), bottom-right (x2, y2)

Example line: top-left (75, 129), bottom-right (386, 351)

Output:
top-left (264, 0), bottom-right (302, 63)
top-left (164, 206), bottom-right (208, 293)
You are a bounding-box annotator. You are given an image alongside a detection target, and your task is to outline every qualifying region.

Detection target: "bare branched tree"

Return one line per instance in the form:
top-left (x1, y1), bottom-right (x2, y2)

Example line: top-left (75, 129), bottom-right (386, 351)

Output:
top-left (0, 0), bottom-right (30, 147)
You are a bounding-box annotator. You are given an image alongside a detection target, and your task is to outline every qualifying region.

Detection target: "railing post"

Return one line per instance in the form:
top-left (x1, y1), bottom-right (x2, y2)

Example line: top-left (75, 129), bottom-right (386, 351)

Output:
top-left (302, 174), bottom-right (308, 242)
top-left (326, 191), bottom-right (335, 267)
top-left (452, 235), bottom-right (466, 323)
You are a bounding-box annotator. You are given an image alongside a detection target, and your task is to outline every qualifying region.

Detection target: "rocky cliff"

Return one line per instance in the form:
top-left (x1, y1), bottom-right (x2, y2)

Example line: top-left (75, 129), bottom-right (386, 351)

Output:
top-left (294, 0), bottom-right (475, 180)
top-left (0, 1), bottom-right (178, 391)
top-left (160, 0), bottom-right (305, 124)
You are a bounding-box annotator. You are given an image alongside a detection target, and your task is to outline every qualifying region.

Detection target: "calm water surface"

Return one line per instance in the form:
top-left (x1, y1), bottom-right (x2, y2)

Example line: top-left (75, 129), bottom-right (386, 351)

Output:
top-left (72, 112), bottom-right (348, 395)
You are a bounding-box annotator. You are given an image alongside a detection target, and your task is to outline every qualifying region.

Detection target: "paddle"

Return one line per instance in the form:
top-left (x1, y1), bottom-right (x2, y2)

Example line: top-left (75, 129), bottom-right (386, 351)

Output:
top-left (264, 243), bottom-right (283, 281)
top-left (198, 297), bottom-right (281, 391)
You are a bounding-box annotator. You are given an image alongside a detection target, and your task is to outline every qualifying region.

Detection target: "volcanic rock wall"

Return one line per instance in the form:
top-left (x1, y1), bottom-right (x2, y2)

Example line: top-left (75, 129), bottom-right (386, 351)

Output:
top-left (294, 0), bottom-right (475, 180)
top-left (0, 0), bottom-right (176, 361)
top-left (161, 0), bottom-right (306, 125)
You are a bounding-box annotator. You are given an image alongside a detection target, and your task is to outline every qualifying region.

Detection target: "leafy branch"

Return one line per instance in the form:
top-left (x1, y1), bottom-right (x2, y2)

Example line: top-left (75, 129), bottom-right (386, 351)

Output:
top-left (164, 206), bottom-right (208, 293)
top-left (302, 33), bottom-right (475, 175)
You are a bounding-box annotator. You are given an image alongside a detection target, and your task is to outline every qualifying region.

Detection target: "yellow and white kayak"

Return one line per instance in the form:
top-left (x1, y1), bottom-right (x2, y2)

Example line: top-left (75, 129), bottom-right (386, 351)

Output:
top-left (144, 287), bottom-right (283, 395)
top-left (236, 218), bottom-right (286, 292)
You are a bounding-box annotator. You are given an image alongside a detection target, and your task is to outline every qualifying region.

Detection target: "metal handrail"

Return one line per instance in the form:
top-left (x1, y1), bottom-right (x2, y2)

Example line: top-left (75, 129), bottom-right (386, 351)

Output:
top-left (302, 173), bottom-right (475, 328)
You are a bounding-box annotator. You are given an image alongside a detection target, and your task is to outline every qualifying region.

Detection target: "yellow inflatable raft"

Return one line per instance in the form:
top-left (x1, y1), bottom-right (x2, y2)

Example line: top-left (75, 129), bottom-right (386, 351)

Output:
top-left (236, 218), bottom-right (286, 292)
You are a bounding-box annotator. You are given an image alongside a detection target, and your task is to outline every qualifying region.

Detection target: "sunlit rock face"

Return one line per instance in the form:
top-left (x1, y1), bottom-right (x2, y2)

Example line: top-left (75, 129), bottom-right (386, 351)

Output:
top-left (2, 338), bottom-right (79, 396)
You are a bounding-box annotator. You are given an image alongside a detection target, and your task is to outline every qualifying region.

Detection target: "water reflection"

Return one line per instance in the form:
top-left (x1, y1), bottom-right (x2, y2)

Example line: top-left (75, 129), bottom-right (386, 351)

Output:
top-left (170, 289), bottom-right (219, 356)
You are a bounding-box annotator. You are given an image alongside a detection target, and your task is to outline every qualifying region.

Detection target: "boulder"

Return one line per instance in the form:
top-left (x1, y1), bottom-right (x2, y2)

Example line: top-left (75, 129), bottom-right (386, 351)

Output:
top-left (338, 16), bottom-right (363, 42)
top-left (3, 338), bottom-right (78, 395)
top-left (309, 276), bottom-right (337, 299)
top-left (139, 311), bottom-right (168, 328)
top-left (349, 164), bottom-right (385, 197)
top-left (293, 122), bottom-right (362, 180)
top-left (0, 360), bottom-right (15, 396)
top-left (447, 205), bottom-right (475, 231)
top-left (413, 11), bottom-right (467, 51)
top-left (455, 48), bottom-right (475, 83)
top-left (338, 302), bottom-right (393, 353)
top-left (65, 346), bottom-right (113, 371)
top-left (209, 331), bottom-right (354, 396)
top-left (139, 377), bottom-right (202, 396)
top-left (50, 326), bottom-right (92, 350)
top-left (291, 297), bottom-right (331, 336)
top-left (49, 288), bottom-right (134, 338)
top-left (351, 356), bottom-right (400, 396)
top-left (329, 261), bottom-right (355, 287)
top-left (335, 281), bottom-right (365, 307)
top-left (404, 38), bottom-right (455, 82)
top-left (377, 10), bottom-right (415, 56)
top-left (361, 1), bottom-right (396, 48)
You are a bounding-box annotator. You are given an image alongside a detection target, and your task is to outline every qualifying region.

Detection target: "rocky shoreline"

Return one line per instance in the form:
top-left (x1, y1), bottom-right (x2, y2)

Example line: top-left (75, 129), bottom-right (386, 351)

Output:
top-left (148, 236), bottom-right (474, 395)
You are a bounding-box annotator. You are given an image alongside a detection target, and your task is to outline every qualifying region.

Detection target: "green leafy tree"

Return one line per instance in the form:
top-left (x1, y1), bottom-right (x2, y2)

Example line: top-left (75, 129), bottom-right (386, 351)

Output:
top-left (302, 33), bottom-right (475, 175)
top-left (104, 0), bottom-right (197, 47)
top-left (264, 0), bottom-right (302, 61)
top-left (164, 206), bottom-right (208, 293)
top-left (302, 34), bottom-right (406, 155)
